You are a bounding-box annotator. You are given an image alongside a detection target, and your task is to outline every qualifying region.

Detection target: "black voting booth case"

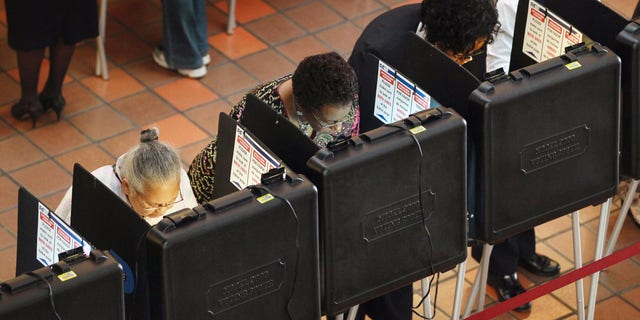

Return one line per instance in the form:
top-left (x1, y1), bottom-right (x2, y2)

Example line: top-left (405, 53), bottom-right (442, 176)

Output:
top-left (306, 108), bottom-right (467, 315)
top-left (510, 0), bottom-right (640, 179)
top-left (238, 86), bottom-right (467, 316)
top-left (468, 43), bottom-right (621, 242)
top-left (0, 250), bottom-right (125, 320)
top-left (145, 172), bottom-right (321, 320)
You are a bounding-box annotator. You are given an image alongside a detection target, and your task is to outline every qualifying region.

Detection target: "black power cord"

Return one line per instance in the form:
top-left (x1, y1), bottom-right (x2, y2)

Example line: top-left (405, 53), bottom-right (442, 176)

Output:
top-left (26, 271), bottom-right (63, 320)
top-left (384, 123), bottom-right (439, 319)
top-left (247, 184), bottom-right (301, 320)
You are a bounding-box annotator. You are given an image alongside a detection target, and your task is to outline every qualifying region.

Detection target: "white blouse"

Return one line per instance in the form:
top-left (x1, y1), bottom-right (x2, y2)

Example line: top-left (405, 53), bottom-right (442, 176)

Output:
top-left (55, 155), bottom-right (198, 225)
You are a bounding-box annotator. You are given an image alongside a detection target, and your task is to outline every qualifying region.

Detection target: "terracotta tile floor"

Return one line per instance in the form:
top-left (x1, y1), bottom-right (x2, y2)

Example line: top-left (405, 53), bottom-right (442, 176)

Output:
top-left (0, 0), bottom-right (639, 319)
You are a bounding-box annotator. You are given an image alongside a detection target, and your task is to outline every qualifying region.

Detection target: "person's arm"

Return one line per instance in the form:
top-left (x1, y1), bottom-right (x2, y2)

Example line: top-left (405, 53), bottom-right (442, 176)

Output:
top-left (486, 0), bottom-right (518, 74)
top-left (54, 187), bottom-right (74, 225)
top-left (179, 167), bottom-right (199, 208)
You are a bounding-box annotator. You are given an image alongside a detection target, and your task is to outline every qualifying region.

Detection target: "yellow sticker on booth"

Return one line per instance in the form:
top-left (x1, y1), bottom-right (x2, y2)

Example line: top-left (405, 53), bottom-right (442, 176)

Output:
top-left (257, 194), bottom-right (274, 204)
top-left (565, 61), bottom-right (582, 70)
top-left (410, 126), bottom-right (427, 135)
top-left (58, 271), bottom-right (77, 282)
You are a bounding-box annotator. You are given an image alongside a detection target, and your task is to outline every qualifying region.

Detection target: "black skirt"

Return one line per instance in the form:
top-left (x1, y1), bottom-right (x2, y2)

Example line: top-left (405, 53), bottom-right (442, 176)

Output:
top-left (5, 0), bottom-right (99, 51)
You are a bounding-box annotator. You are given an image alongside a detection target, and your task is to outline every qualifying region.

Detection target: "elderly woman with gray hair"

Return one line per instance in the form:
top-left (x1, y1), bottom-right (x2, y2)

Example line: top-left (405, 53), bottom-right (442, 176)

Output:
top-left (55, 127), bottom-right (198, 225)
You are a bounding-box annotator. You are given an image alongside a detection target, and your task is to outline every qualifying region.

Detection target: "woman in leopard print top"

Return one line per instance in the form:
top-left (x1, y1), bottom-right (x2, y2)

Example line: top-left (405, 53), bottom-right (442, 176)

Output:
top-left (189, 52), bottom-right (360, 203)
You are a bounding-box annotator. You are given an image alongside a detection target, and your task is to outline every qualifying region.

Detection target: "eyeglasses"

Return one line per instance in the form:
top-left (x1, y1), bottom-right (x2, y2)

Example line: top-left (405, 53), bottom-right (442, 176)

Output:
top-left (309, 110), bottom-right (345, 130)
top-left (137, 189), bottom-right (184, 213)
top-left (457, 49), bottom-right (485, 65)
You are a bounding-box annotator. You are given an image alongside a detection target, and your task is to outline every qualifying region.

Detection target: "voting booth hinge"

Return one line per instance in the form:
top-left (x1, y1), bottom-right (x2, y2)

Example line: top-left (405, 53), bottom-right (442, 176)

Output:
top-left (261, 166), bottom-right (286, 185)
top-left (564, 42), bottom-right (588, 56)
top-left (58, 246), bottom-right (86, 264)
top-left (326, 137), bottom-right (351, 153)
top-left (484, 68), bottom-right (509, 84)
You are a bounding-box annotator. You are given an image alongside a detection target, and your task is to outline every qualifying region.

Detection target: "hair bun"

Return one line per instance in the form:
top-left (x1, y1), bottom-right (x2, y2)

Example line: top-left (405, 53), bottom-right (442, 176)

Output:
top-left (140, 127), bottom-right (160, 143)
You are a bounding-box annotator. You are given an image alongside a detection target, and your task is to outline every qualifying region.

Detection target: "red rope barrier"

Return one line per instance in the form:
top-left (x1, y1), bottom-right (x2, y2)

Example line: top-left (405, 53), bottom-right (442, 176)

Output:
top-left (465, 241), bottom-right (640, 320)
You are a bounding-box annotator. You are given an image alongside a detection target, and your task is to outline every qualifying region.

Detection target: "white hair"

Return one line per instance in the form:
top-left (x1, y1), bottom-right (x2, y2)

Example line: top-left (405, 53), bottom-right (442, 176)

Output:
top-left (119, 127), bottom-right (181, 194)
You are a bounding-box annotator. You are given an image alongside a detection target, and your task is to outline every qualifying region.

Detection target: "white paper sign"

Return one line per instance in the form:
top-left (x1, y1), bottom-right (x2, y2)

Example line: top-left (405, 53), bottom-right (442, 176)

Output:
top-left (374, 60), bottom-right (396, 124)
top-left (230, 126), bottom-right (280, 190)
top-left (36, 203), bottom-right (86, 267)
top-left (522, 0), bottom-right (583, 63)
top-left (392, 72), bottom-right (414, 122)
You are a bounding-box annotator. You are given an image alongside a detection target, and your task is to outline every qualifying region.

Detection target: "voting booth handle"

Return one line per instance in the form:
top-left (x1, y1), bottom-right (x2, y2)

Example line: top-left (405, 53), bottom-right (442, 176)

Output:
top-left (405, 107), bottom-right (453, 128)
top-left (1, 267), bottom-right (55, 294)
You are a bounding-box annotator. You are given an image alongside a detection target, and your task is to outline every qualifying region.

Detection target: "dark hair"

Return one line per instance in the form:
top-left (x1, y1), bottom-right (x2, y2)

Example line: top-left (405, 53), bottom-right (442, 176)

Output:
top-left (291, 52), bottom-right (358, 112)
top-left (421, 0), bottom-right (499, 58)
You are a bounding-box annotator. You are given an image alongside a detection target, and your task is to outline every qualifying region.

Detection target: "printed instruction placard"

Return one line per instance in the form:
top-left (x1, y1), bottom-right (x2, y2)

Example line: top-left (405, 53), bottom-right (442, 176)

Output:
top-left (36, 202), bottom-right (87, 267)
top-left (374, 60), bottom-right (439, 125)
top-left (230, 126), bottom-right (281, 190)
top-left (522, 0), bottom-right (583, 63)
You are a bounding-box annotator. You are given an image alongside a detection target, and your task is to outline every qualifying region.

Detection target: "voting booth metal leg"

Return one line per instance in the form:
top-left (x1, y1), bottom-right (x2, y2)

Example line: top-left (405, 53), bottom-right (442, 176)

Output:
top-left (571, 211), bottom-right (586, 320)
top-left (605, 179), bottom-right (639, 256)
top-left (463, 244), bottom-right (493, 317)
top-left (420, 276), bottom-right (432, 318)
top-left (586, 198), bottom-right (612, 320)
top-left (477, 244), bottom-right (492, 312)
top-left (336, 305), bottom-right (359, 320)
top-left (227, 0), bottom-right (237, 34)
top-left (95, 0), bottom-right (109, 80)
top-left (451, 260), bottom-right (467, 320)
top-left (346, 305), bottom-right (359, 320)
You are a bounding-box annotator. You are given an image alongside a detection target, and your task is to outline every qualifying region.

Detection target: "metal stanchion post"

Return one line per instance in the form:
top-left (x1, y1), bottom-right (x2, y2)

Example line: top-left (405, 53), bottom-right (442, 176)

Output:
top-left (451, 260), bottom-right (467, 320)
top-left (605, 179), bottom-right (639, 256)
top-left (586, 198), bottom-right (612, 320)
top-left (571, 211), bottom-right (585, 320)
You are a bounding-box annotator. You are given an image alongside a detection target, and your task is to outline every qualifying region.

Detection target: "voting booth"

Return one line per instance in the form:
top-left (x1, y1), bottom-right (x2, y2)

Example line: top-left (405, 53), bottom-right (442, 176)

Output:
top-left (237, 95), bottom-right (467, 315)
top-left (511, 0), bottom-right (640, 179)
top-left (213, 112), bottom-right (286, 199)
top-left (306, 107), bottom-right (467, 315)
top-left (146, 171), bottom-right (320, 320)
top-left (1, 249), bottom-right (124, 320)
top-left (15, 188), bottom-right (92, 276)
top-left (70, 164), bottom-right (152, 319)
top-left (467, 43), bottom-right (620, 242)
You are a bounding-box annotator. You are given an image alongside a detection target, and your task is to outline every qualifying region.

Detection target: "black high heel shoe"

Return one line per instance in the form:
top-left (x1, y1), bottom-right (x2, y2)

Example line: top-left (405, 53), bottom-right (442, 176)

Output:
top-left (38, 93), bottom-right (66, 121)
top-left (11, 100), bottom-right (45, 128)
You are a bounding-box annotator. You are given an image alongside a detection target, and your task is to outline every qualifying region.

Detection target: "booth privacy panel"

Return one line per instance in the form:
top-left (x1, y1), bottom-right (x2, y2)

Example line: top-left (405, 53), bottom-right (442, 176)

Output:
top-left (306, 107), bottom-right (467, 315)
top-left (145, 174), bottom-right (320, 320)
top-left (468, 44), bottom-right (620, 242)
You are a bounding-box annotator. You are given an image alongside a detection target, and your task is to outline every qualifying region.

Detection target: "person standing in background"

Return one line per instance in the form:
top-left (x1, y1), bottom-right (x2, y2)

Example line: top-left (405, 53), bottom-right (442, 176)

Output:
top-left (473, 0), bottom-right (561, 313)
top-left (5, 0), bottom-right (98, 127)
top-left (152, 0), bottom-right (210, 78)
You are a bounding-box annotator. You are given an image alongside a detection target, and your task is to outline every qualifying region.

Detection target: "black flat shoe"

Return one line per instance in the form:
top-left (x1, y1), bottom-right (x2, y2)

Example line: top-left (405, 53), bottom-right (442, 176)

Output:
top-left (487, 272), bottom-right (532, 312)
top-left (11, 100), bottom-right (45, 128)
top-left (519, 253), bottom-right (560, 277)
top-left (38, 92), bottom-right (66, 121)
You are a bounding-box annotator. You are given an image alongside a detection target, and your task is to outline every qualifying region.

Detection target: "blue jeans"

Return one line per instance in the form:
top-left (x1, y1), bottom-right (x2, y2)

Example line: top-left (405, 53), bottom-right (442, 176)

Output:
top-left (162, 0), bottom-right (208, 69)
